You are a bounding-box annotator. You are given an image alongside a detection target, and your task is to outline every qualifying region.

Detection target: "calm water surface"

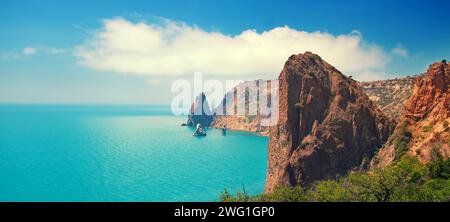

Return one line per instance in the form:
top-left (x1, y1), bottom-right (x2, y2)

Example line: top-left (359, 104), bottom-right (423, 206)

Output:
top-left (0, 105), bottom-right (268, 201)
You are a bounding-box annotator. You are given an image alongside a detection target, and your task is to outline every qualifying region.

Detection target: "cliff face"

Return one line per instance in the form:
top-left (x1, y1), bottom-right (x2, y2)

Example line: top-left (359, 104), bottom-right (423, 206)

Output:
top-left (186, 92), bottom-right (214, 127)
top-left (359, 76), bottom-right (417, 120)
top-left (208, 76), bottom-right (417, 132)
top-left (403, 62), bottom-right (449, 122)
top-left (373, 61), bottom-right (450, 168)
top-left (265, 52), bottom-right (395, 192)
top-left (211, 80), bottom-right (274, 135)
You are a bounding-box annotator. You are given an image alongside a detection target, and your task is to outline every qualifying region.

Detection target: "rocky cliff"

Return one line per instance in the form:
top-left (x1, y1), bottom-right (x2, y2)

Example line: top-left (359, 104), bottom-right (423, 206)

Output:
top-left (373, 60), bottom-right (450, 168)
top-left (209, 77), bottom-right (416, 133)
top-left (186, 92), bottom-right (214, 127)
top-left (265, 52), bottom-right (395, 192)
top-left (208, 76), bottom-right (416, 133)
top-left (359, 76), bottom-right (417, 120)
top-left (211, 80), bottom-right (275, 135)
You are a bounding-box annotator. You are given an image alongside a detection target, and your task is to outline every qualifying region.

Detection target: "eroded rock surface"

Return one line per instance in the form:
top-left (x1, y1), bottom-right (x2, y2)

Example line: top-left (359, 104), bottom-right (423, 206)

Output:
top-left (373, 61), bottom-right (450, 168)
top-left (265, 52), bottom-right (395, 192)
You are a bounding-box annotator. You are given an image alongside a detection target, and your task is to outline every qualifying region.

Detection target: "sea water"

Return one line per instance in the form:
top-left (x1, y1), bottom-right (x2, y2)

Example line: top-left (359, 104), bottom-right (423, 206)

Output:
top-left (0, 105), bottom-right (268, 201)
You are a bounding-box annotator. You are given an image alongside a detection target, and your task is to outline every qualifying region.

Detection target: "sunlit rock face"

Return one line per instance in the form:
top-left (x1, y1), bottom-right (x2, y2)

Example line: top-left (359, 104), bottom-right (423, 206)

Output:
top-left (265, 52), bottom-right (394, 192)
top-left (373, 61), bottom-right (450, 168)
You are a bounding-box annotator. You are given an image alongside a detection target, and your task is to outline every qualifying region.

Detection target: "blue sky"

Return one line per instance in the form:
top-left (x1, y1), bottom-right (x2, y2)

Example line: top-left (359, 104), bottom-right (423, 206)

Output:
top-left (0, 0), bottom-right (449, 104)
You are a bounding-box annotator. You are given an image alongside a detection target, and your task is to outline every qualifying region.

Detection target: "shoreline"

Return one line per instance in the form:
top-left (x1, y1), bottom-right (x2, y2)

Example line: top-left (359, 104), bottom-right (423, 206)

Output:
top-left (210, 126), bottom-right (269, 137)
top-left (183, 124), bottom-right (269, 137)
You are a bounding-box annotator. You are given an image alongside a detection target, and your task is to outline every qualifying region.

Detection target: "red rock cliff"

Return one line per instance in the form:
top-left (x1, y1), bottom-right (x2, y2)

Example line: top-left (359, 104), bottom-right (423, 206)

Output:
top-left (373, 61), bottom-right (450, 167)
top-left (403, 61), bottom-right (449, 121)
top-left (265, 52), bottom-right (395, 192)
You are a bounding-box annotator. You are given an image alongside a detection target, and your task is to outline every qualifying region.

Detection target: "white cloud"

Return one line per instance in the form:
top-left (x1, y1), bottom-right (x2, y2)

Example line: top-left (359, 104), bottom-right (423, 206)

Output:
top-left (392, 45), bottom-right (409, 58)
top-left (22, 47), bottom-right (36, 55)
top-left (74, 18), bottom-right (389, 81)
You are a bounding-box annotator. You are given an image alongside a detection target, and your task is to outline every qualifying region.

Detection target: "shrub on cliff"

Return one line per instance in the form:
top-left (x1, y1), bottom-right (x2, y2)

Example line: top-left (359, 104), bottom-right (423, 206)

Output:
top-left (219, 156), bottom-right (450, 202)
top-left (219, 189), bottom-right (250, 202)
top-left (258, 186), bottom-right (308, 202)
top-left (306, 179), bottom-right (353, 201)
top-left (394, 123), bottom-right (412, 160)
top-left (442, 120), bottom-right (449, 129)
top-left (219, 186), bottom-right (307, 202)
top-left (422, 125), bottom-right (433, 132)
top-left (429, 150), bottom-right (450, 180)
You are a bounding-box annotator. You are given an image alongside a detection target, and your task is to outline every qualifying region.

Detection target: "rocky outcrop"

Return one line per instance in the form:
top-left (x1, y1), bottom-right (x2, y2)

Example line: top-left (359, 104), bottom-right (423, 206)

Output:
top-left (211, 80), bottom-right (275, 135)
top-left (359, 76), bottom-right (417, 120)
top-left (186, 92), bottom-right (214, 127)
top-left (403, 61), bottom-right (449, 121)
top-left (265, 52), bottom-right (395, 192)
top-left (373, 61), bottom-right (450, 168)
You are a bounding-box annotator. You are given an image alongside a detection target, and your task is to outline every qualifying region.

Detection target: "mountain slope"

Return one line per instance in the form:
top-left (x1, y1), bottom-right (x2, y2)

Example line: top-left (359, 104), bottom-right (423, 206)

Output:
top-left (359, 76), bottom-right (417, 120)
top-left (373, 60), bottom-right (450, 168)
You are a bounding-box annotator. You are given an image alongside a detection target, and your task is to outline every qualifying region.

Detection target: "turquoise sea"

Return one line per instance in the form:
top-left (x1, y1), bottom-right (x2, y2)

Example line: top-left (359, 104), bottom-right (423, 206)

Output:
top-left (0, 105), bottom-right (268, 201)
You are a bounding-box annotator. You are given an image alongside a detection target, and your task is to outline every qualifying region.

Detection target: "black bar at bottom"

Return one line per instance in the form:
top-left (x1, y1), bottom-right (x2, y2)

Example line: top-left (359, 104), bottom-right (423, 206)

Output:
top-left (0, 202), bottom-right (448, 221)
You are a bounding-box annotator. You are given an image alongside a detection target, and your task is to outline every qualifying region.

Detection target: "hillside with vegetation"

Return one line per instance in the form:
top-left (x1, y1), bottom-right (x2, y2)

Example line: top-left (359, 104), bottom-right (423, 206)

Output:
top-left (220, 155), bottom-right (450, 202)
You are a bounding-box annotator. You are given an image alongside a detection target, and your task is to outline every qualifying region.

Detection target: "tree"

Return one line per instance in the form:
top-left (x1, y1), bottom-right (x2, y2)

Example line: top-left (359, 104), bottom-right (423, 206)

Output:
top-left (219, 156), bottom-right (450, 202)
top-left (307, 180), bottom-right (353, 202)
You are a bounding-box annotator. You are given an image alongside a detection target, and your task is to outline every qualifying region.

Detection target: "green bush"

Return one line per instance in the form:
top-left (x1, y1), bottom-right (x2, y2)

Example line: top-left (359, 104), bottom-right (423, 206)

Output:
top-left (422, 125), bottom-right (433, 132)
top-left (394, 123), bottom-right (412, 160)
top-left (423, 179), bottom-right (450, 201)
top-left (259, 186), bottom-right (308, 202)
top-left (219, 156), bottom-right (450, 202)
top-left (442, 120), bottom-right (449, 129)
top-left (429, 152), bottom-right (450, 180)
top-left (307, 180), bottom-right (353, 202)
top-left (394, 139), bottom-right (409, 160)
top-left (219, 188), bottom-right (250, 202)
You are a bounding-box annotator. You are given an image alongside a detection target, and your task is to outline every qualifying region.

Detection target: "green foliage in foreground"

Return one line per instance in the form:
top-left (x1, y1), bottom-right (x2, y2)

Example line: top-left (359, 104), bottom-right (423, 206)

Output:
top-left (219, 156), bottom-right (450, 202)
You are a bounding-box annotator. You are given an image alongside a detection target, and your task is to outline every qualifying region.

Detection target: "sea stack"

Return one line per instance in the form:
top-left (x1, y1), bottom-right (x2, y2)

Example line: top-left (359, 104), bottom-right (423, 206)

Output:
top-left (265, 52), bottom-right (395, 192)
top-left (186, 92), bottom-right (214, 127)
